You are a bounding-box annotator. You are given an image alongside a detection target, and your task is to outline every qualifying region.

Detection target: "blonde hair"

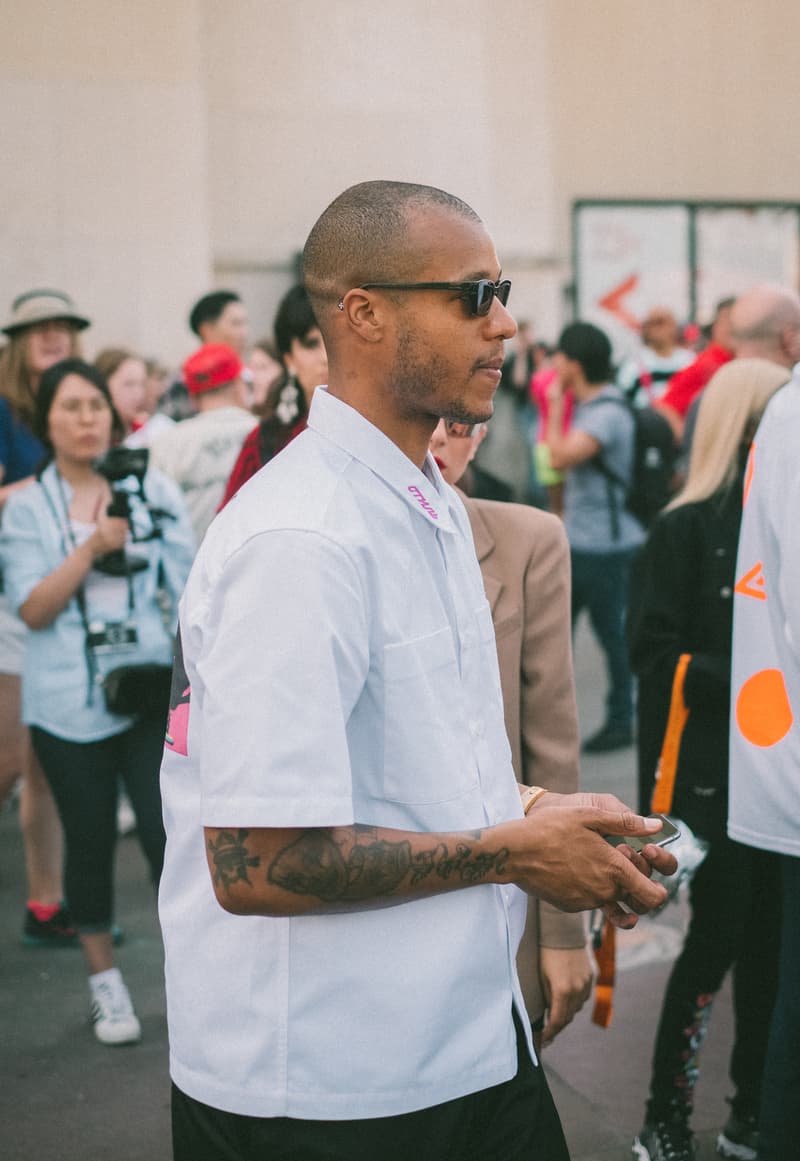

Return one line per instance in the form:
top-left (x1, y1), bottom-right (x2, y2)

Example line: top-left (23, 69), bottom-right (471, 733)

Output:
top-left (0, 327), bottom-right (83, 428)
top-left (670, 358), bottom-right (790, 509)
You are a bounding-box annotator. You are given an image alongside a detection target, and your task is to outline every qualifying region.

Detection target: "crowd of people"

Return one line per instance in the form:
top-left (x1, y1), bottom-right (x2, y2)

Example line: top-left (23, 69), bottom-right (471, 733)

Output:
top-left (0, 180), bottom-right (798, 1161)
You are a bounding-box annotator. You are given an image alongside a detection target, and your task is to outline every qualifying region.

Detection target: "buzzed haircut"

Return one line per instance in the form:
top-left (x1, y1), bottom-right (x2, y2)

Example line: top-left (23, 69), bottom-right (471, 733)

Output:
top-left (188, 290), bottom-right (241, 338)
top-left (302, 180), bottom-right (481, 327)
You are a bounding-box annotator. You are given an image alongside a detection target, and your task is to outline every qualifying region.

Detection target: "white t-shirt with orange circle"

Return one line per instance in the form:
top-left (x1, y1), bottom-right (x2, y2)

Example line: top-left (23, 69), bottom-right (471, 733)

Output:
top-left (729, 374), bottom-right (800, 857)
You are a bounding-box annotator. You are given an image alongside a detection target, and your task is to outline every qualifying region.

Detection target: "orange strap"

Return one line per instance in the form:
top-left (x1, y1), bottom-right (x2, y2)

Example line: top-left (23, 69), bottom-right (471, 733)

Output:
top-left (591, 919), bottom-right (616, 1027)
top-left (591, 654), bottom-right (692, 1029)
top-left (650, 653), bottom-right (692, 814)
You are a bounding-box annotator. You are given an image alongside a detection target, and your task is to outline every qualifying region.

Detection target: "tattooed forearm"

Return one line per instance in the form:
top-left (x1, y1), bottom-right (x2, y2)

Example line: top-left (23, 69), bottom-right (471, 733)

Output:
top-left (267, 825), bottom-right (510, 903)
top-left (268, 829), bottom-right (412, 900)
top-left (208, 828), bottom-right (261, 891)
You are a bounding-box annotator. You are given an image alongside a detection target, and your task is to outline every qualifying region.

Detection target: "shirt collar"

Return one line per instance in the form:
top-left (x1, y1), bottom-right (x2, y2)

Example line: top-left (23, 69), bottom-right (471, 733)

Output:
top-left (307, 386), bottom-right (458, 532)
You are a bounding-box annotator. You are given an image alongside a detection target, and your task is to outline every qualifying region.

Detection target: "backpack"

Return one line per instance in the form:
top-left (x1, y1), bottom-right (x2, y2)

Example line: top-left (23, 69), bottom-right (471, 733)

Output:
top-left (590, 397), bottom-right (676, 536)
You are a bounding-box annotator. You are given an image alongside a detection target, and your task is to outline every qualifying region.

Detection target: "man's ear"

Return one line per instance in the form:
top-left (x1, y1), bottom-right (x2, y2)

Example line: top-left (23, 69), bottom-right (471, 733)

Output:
top-left (338, 289), bottom-right (388, 345)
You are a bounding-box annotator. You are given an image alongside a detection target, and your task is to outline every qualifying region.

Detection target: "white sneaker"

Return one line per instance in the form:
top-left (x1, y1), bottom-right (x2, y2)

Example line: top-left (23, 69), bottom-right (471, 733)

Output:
top-left (89, 968), bottom-right (141, 1045)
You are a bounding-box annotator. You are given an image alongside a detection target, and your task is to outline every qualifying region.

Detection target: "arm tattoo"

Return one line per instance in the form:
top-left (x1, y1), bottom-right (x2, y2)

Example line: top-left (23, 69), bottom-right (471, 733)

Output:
top-left (268, 824), bottom-right (510, 902)
top-left (208, 828), bottom-right (261, 892)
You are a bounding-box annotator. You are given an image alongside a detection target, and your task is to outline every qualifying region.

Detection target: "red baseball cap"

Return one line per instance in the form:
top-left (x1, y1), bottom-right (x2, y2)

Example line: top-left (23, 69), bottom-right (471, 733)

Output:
top-left (182, 343), bottom-right (244, 395)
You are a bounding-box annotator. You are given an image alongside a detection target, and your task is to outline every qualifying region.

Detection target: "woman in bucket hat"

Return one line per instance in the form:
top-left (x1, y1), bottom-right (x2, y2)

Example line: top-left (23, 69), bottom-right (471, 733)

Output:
top-left (0, 288), bottom-right (90, 948)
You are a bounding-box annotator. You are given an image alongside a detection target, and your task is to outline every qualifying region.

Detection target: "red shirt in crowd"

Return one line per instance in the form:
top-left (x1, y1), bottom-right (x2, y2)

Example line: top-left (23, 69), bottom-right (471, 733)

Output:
top-left (658, 343), bottom-right (734, 419)
top-left (219, 416), bottom-right (307, 510)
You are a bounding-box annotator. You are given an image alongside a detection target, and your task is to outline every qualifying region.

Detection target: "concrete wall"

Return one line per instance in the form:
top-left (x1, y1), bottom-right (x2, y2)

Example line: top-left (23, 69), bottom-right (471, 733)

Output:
top-left (0, 0), bottom-right (212, 362)
top-left (1, 0), bottom-right (798, 363)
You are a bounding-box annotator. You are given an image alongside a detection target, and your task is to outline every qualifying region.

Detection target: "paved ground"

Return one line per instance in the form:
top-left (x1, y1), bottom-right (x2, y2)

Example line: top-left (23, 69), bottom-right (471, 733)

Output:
top-left (0, 623), bottom-right (737, 1160)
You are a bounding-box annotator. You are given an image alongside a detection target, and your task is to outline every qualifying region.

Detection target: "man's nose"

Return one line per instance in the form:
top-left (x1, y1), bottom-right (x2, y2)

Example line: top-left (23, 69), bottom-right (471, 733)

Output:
top-left (485, 298), bottom-right (517, 341)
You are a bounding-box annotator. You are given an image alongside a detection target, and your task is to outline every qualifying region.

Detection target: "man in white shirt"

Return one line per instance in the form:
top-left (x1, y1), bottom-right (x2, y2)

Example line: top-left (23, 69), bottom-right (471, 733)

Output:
top-left (159, 180), bottom-right (676, 1161)
top-left (617, 307), bottom-right (693, 408)
top-left (149, 343), bottom-right (256, 544)
top-left (729, 370), bottom-right (800, 1161)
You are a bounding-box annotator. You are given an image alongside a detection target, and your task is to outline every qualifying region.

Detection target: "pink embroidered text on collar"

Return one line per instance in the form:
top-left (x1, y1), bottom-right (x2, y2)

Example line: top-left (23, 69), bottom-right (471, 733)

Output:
top-left (407, 485), bottom-right (439, 520)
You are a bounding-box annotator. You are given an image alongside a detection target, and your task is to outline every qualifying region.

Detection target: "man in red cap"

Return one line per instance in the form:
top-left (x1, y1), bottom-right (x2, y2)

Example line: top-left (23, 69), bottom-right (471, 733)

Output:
top-left (149, 343), bottom-right (256, 544)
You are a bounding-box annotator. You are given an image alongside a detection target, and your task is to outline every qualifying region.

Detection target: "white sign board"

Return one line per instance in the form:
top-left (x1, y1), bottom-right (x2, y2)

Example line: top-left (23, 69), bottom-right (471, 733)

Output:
top-left (574, 201), bottom-right (800, 349)
top-left (574, 204), bottom-right (691, 359)
top-left (695, 207), bottom-right (800, 322)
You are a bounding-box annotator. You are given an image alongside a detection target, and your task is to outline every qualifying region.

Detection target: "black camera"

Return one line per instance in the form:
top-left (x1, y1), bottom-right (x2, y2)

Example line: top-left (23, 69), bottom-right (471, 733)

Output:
top-left (92, 447), bottom-right (174, 576)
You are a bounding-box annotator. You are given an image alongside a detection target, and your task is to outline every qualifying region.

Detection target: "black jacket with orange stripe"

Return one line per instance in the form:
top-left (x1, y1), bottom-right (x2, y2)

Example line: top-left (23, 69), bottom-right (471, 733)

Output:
top-left (627, 479), bottom-right (743, 836)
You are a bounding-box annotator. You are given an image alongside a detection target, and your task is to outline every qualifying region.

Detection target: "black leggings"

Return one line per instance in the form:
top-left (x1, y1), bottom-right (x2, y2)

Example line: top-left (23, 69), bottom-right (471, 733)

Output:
top-left (31, 718), bottom-right (167, 931)
top-left (647, 832), bottom-right (781, 1121)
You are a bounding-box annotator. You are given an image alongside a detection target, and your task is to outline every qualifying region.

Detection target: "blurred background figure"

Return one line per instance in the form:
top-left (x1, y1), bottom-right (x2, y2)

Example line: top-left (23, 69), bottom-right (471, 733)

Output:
top-left (628, 359), bottom-right (789, 1161)
top-left (530, 347), bottom-right (572, 517)
top-left (220, 284), bottom-right (327, 506)
top-left (188, 290), bottom-right (249, 354)
top-left (656, 297), bottom-right (736, 446)
top-left (94, 347), bottom-right (176, 449)
top-left (149, 343), bottom-right (256, 544)
top-left (617, 307), bottom-right (694, 409)
top-left (470, 319), bottom-right (536, 503)
top-left (247, 338), bottom-right (284, 417)
top-left (429, 417), bottom-right (593, 1054)
top-left (674, 285), bottom-right (800, 468)
top-left (156, 290), bottom-right (250, 424)
top-left (0, 358), bottom-right (194, 1045)
top-left (0, 289), bottom-right (90, 947)
top-left (94, 348), bottom-right (147, 441)
top-left (545, 321), bottom-right (644, 754)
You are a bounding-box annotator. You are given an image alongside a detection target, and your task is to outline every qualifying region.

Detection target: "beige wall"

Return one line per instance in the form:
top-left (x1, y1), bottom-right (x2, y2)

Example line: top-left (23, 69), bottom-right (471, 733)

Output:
top-left (0, 1), bottom-right (212, 363)
top-left (549, 0), bottom-right (800, 247)
top-left (202, 0), bottom-right (558, 340)
top-left (1, 0), bottom-right (798, 362)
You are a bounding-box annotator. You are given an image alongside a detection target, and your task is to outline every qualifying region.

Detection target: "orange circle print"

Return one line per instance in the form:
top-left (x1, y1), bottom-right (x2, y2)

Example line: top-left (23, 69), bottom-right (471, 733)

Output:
top-left (736, 668), bottom-right (794, 748)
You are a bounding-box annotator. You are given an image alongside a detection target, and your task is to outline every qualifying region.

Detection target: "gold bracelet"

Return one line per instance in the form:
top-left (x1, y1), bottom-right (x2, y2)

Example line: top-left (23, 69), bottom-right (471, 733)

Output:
top-left (520, 786), bottom-right (549, 814)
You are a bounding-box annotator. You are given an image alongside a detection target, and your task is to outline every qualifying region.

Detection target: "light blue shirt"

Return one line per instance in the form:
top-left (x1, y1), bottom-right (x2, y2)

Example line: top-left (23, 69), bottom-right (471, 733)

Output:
top-left (159, 387), bottom-right (531, 1119)
top-left (564, 385), bottom-right (646, 553)
top-left (0, 462), bottom-right (196, 740)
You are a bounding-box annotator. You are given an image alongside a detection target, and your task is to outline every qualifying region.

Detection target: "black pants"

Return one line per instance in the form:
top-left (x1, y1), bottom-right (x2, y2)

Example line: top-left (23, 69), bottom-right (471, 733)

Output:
top-left (759, 854), bottom-right (800, 1161)
top-left (571, 548), bottom-right (636, 732)
top-left (647, 832), bottom-right (781, 1121)
top-left (31, 717), bottom-right (166, 930)
top-left (171, 1017), bottom-right (569, 1161)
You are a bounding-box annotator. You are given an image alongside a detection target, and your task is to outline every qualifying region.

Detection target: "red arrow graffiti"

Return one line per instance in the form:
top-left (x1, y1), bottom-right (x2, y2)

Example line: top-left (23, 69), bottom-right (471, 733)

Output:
top-left (598, 274), bottom-right (640, 331)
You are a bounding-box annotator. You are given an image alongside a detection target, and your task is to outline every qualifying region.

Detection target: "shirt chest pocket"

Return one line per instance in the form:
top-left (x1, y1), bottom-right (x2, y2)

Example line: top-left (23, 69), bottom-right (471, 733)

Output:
top-left (381, 627), bottom-right (477, 805)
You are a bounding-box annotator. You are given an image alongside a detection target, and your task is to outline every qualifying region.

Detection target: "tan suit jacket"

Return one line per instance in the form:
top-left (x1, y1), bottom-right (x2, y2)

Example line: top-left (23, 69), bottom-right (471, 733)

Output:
top-left (460, 491), bottom-right (586, 1022)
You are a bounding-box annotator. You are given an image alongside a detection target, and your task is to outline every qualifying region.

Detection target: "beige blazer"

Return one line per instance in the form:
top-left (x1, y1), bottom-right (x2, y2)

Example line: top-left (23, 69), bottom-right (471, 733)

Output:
top-left (460, 491), bottom-right (586, 1022)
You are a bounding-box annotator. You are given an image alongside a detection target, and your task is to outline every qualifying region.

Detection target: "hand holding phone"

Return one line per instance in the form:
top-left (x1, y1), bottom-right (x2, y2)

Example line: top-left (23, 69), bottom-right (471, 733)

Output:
top-left (605, 813), bottom-right (681, 853)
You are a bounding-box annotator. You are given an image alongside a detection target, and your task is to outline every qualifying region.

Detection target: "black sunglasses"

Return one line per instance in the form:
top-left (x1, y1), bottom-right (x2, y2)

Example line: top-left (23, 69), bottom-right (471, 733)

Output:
top-left (340, 278), bottom-right (512, 318)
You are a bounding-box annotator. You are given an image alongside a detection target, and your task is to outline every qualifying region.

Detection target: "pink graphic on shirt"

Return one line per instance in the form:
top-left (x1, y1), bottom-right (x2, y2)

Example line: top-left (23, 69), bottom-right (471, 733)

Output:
top-left (164, 627), bottom-right (190, 756)
top-left (165, 688), bottom-right (191, 755)
top-left (407, 485), bottom-right (439, 519)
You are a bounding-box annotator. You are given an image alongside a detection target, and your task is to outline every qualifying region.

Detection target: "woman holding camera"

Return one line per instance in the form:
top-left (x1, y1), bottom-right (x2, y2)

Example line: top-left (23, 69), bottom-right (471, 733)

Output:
top-left (0, 358), bottom-right (195, 1045)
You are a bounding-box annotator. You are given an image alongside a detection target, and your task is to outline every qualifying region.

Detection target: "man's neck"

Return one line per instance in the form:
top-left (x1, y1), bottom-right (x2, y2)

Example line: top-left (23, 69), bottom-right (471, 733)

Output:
top-left (326, 379), bottom-right (433, 470)
top-left (573, 379), bottom-right (607, 403)
top-left (196, 390), bottom-right (245, 414)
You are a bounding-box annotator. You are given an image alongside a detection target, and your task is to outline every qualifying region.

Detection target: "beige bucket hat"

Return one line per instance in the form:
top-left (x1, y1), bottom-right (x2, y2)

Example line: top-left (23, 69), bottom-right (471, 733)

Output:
top-left (2, 289), bottom-right (91, 337)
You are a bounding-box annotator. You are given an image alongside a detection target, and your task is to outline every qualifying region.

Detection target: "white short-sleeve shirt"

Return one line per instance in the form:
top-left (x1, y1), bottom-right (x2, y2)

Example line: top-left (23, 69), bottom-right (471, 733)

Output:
top-left (159, 387), bottom-right (531, 1120)
top-left (729, 376), bottom-right (800, 857)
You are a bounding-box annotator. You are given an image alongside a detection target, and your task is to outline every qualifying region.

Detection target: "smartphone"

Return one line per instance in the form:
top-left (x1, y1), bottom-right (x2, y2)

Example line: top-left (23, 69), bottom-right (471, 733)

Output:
top-left (605, 814), bottom-right (681, 853)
